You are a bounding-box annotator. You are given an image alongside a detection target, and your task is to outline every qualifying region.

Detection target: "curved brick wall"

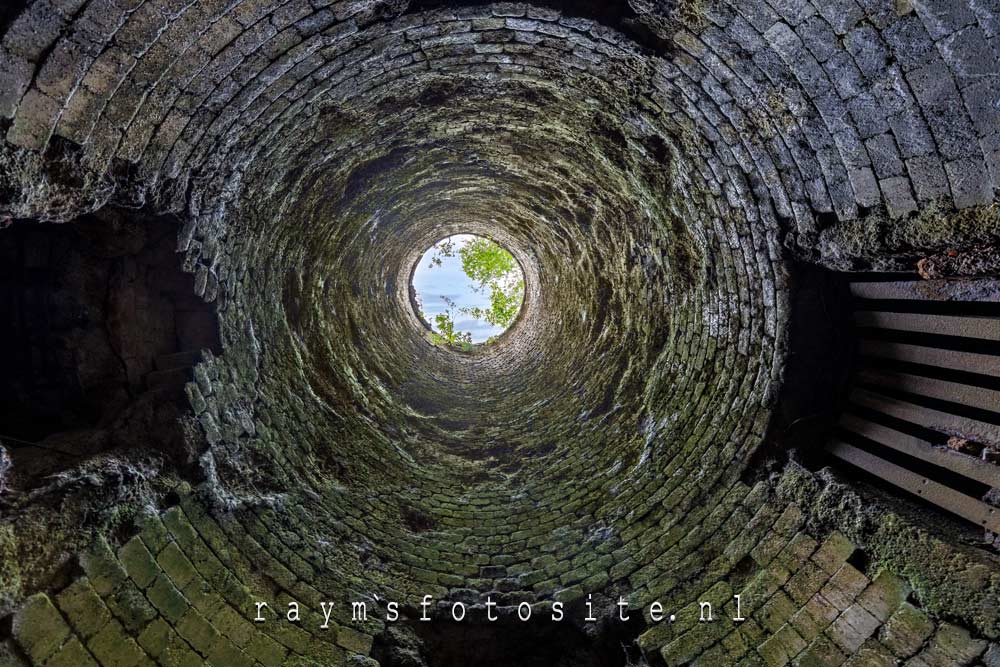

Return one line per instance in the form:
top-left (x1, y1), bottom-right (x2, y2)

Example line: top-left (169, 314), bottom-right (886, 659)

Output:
top-left (0, 1), bottom-right (998, 666)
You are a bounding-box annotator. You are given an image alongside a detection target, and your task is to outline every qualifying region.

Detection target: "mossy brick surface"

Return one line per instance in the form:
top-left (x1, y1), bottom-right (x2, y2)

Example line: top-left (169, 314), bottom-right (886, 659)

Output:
top-left (156, 542), bottom-right (198, 590)
top-left (929, 622), bottom-right (988, 664)
top-left (825, 604), bottom-right (880, 654)
top-left (55, 579), bottom-right (111, 639)
top-left (821, 565), bottom-right (869, 611)
top-left (118, 537), bottom-right (160, 590)
top-left (108, 582), bottom-right (158, 633)
top-left (246, 633), bottom-right (287, 667)
top-left (756, 623), bottom-right (806, 666)
top-left (175, 607), bottom-right (220, 656)
top-left (87, 619), bottom-right (147, 667)
top-left (146, 573), bottom-right (189, 622)
top-left (12, 594), bottom-right (70, 663)
top-left (879, 602), bottom-right (934, 658)
top-left (137, 618), bottom-right (172, 658)
top-left (336, 626), bottom-right (373, 655)
top-left (43, 637), bottom-right (99, 667)
top-left (758, 591), bottom-right (799, 633)
top-left (841, 639), bottom-right (896, 667)
top-left (79, 538), bottom-right (127, 597)
top-left (137, 515), bottom-right (171, 554)
top-left (206, 639), bottom-right (255, 667)
top-left (0, 1), bottom-right (998, 665)
top-left (811, 533), bottom-right (855, 576)
top-left (856, 572), bottom-right (910, 622)
top-left (785, 562), bottom-right (829, 606)
top-left (794, 635), bottom-right (847, 667)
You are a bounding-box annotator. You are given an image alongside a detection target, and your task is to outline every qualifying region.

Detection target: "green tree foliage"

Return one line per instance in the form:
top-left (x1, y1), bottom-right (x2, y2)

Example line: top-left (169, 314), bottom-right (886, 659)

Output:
top-left (458, 237), bottom-right (516, 287)
top-left (456, 237), bottom-right (523, 328)
top-left (430, 312), bottom-right (472, 347)
top-left (424, 235), bottom-right (524, 345)
top-left (428, 238), bottom-right (456, 267)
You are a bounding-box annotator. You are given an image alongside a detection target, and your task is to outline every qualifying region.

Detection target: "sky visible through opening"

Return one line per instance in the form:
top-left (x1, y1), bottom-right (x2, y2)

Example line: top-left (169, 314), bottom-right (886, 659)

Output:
top-left (412, 234), bottom-right (523, 345)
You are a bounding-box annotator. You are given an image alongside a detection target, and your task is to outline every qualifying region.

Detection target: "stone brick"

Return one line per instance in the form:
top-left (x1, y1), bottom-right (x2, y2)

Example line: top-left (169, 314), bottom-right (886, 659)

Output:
top-left (0, 47), bottom-right (34, 119)
top-left (137, 618), bottom-right (173, 658)
top-left (797, 17), bottom-right (836, 62)
top-left (207, 640), bottom-right (254, 667)
top-left (984, 643), bottom-right (1000, 667)
top-left (945, 157), bottom-right (995, 208)
top-left (157, 541), bottom-right (199, 589)
top-left (971, 0), bottom-right (1000, 37)
top-left (176, 607), bottom-right (220, 656)
top-left (44, 637), bottom-right (99, 667)
top-left (880, 602), bottom-right (934, 658)
top-left (842, 639), bottom-right (895, 667)
top-left (883, 16), bottom-right (937, 71)
top-left (856, 571), bottom-right (910, 622)
top-left (907, 57), bottom-right (980, 160)
top-left (844, 26), bottom-right (887, 79)
top-left (2, 0), bottom-right (66, 61)
top-left (785, 562), bottom-right (829, 605)
top-left (759, 591), bottom-right (800, 633)
top-left (930, 622), bottom-right (988, 664)
top-left (147, 573), bottom-right (190, 622)
top-left (87, 619), bottom-right (147, 667)
top-left (866, 133), bottom-right (904, 178)
top-left (825, 603), bottom-right (880, 653)
top-left (56, 579), bottom-right (112, 639)
top-left (795, 634), bottom-right (846, 667)
top-left (12, 594), bottom-right (71, 663)
top-left (108, 582), bottom-right (158, 633)
top-left (758, 623), bottom-right (808, 666)
top-left (847, 167), bottom-right (880, 207)
top-left (888, 108), bottom-right (937, 159)
top-left (938, 25), bottom-right (1000, 86)
top-left (246, 633), bottom-right (287, 667)
top-left (906, 155), bottom-right (951, 201)
top-left (880, 176), bottom-right (918, 218)
top-left (814, 0), bottom-right (864, 35)
top-left (772, 0), bottom-right (817, 26)
top-left (811, 533), bottom-right (855, 575)
top-left (912, 0), bottom-right (978, 39)
top-left (119, 537), bottom-right (160, 589)
top-left (6, 88), bottom-right (60, 149)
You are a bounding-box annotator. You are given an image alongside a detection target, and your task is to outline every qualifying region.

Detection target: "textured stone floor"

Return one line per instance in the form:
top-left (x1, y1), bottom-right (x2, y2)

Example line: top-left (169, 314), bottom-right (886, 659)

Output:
top-left (0, 0), bottom-right (998, 665)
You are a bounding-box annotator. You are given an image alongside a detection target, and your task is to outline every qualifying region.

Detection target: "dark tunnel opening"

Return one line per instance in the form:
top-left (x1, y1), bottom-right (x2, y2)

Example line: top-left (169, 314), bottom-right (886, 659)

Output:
top-left (0, 0), bottom-right (999, 665)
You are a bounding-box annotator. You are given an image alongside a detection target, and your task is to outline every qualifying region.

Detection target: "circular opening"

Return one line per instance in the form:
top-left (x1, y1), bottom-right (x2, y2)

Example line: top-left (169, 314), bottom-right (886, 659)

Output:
top-left (411, 234), bottom-right (525, 349)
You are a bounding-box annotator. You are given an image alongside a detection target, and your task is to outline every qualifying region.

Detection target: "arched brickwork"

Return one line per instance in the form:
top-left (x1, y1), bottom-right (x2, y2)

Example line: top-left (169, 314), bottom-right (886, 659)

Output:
top-left (0, 1), bottom-right (997, 666)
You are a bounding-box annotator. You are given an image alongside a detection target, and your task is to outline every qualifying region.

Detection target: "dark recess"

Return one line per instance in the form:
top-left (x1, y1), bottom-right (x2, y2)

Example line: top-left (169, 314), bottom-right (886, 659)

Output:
top-left (748, 263), bottom-right (855, 473)
top-left (372, 611), bottom-right (650, 667)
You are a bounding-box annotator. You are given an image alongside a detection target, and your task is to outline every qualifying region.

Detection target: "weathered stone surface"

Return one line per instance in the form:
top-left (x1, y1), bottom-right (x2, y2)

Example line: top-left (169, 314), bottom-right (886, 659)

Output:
top-left (0, 1), bottom-right (997, 665)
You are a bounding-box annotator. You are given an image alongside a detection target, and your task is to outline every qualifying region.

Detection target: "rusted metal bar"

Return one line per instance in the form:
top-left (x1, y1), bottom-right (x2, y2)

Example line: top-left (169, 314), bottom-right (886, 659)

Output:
top-left (827, 440), bottom-right (1000, 533)
top-left (859, 340), bottom-right (1000, 377)
top-left (839, 413), bottom-right (1000, 488)
top-left (857, 369), bottom-right (1000, 414)
top-left (853, 311), bottom-right (1000, 340)
top-left (850, 280), bottom-right (1000, 302)
top-left (851, 387), bottom-right (1000, 449)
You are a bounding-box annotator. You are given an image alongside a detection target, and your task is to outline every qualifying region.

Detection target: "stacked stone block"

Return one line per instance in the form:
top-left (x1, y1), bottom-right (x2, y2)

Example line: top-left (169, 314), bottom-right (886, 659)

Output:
top-left (0, 0), bottom-right (997, 665)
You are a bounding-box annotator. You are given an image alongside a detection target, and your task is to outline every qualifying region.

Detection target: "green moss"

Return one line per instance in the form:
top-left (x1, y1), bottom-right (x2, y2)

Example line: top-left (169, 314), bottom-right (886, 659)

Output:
top-left (0, 524), bottom-right (22, 613)
top-left (55, 579), bottom-right (111, 640)
top-left (12, 594), bottom-right (70, 663)
top-left (44, 638), bottom-right (98, 667)
top-left (818, 201), bottom-right (1000, 270)
top-left (777, 462), bottom-right (1000, 640)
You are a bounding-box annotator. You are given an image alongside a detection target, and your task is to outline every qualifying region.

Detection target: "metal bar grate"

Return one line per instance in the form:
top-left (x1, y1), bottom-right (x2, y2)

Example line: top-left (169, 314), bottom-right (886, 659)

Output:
top-left (828, 278), bottom-right (1000, 533)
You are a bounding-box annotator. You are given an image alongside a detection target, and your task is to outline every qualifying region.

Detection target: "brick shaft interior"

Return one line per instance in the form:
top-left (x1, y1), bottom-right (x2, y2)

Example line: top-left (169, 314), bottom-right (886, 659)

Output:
top-left (0, 0), bottom-right (998, 666)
